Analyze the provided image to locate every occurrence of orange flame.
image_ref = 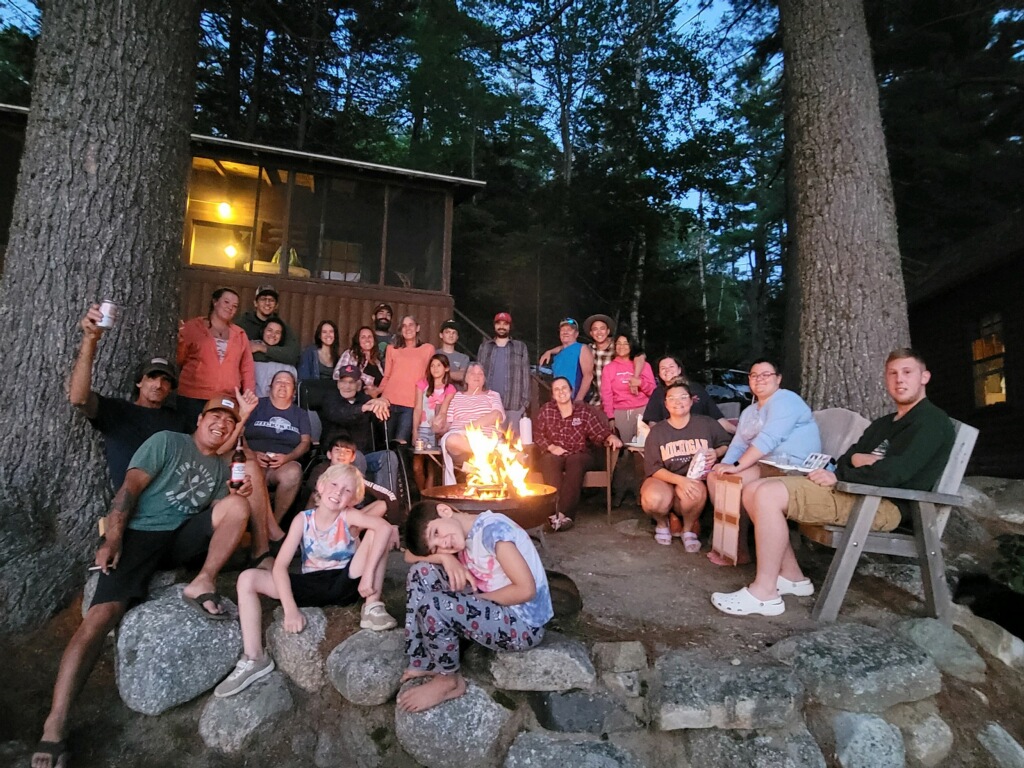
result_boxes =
[462,422,536,499]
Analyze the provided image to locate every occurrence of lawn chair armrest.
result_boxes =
[833,482,961,506]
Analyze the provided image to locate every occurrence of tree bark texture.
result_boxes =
[0,0,198,632]
[779,0,909,417]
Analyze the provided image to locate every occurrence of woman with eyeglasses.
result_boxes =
[707,358,820,565]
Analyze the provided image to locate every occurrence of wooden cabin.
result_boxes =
[0,103,486,345]
[908,215,1024,478]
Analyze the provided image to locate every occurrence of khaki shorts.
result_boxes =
[778,476,901,532]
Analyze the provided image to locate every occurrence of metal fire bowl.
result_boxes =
[421,483,558,530]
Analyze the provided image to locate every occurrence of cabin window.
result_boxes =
[385,187,445,292]
[972,312,1006,408]
[184,158,260,269]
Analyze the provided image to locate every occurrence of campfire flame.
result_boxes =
[462,423,537,499]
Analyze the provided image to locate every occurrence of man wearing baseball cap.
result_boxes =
[34,393,271,766]
[70,304,187,489]
[238,284,300,367]
[477,311,531,431]
[438,319,470,385]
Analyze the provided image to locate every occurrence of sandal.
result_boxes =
[710,587,785,617]
[654,526,672,545]
[682,532,702,554]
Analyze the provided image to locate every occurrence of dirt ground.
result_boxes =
[2,494,1023,767]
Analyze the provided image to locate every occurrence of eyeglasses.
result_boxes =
[666,395,691,403]
[560,318,578,327]
[748,372,779,381]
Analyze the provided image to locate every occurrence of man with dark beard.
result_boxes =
[372,303,393,365]
[477,311,531,432]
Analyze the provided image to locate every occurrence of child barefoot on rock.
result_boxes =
[215,464,397,698]
[397,501,553,713]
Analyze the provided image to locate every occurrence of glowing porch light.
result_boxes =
[217,201,233,220]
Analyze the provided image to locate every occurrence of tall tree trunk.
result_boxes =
[780,0,909,417]
[0,0,198,633]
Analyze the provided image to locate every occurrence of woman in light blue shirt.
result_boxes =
[708,358,820,565]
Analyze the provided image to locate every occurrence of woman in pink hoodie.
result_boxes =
[600,334,656,506]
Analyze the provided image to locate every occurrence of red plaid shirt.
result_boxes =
[535,400,612,454]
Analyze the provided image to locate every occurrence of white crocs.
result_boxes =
[710,587,785,617]
[777,575,814,597]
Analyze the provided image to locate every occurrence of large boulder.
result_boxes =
[894,617,986,683]
[490,631,596,691]
[592,641,648,673]
[503,731,645,768]
[327,628,406,706]
[686,721,826,768]
[198,670,293,753]
[832,711,905,768]
[267,607,329,692]
[769,623,941,712]
[651,650,803,731]
[394,679,520,768]
[115,585,242,715]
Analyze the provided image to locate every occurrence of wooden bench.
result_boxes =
[800,418,978,623]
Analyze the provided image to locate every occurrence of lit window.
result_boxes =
[972,312,1006,408]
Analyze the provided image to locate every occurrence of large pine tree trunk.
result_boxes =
[0,0,198,633]
[779,0,909,417]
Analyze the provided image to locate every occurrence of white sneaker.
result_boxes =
[360,601,397,631]
[214,655,275,698]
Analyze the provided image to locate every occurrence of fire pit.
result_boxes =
[421,482,558,531]
[420,424,557,530]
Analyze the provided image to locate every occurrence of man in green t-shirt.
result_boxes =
[32,396,268,768]
[711,348,955,618]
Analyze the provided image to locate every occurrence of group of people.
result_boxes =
[30,285,957,768]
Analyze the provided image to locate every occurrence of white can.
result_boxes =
[97,299,119,329]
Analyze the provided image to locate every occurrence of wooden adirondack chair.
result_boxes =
[800,419,979,623]
[582,443,618,523]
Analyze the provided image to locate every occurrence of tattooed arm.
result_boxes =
[94,468,152,573]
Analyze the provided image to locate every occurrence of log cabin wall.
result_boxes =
[181,267,455,352]
[909,252,1024,478]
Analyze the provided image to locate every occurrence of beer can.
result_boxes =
[415,439,426,451]
[97,299,119,329]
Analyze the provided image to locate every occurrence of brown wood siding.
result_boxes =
[181,266,455,352]
[910,253,1024,478]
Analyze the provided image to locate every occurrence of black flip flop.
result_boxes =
[182,592,232,621]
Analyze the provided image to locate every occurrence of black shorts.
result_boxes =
[289,567,361,608]
[92,509,215,607]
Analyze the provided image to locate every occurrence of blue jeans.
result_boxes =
[387,404,414,444]
[366,450,399,494]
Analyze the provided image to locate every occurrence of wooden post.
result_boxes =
[712,474,744,565]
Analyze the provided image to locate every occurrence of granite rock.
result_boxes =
[116,585,242,715]
[503,731,645,768]
[833,711,905,768]
[266,606,329,692]
[198,670,293,753]
[895,617,986,683]
[529,689,641,734]
[490,631,596,691]
[394,679,519,768]
[953,604,1024,670]
[978,722,1024,768]
[601,671,642,698]
[769,622,941,712]
[651,650,802,731]
[327,628,406,706]
[592,641,648,673]
[686,721,826,767]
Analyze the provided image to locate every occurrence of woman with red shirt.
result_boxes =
[177,287,255,422]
